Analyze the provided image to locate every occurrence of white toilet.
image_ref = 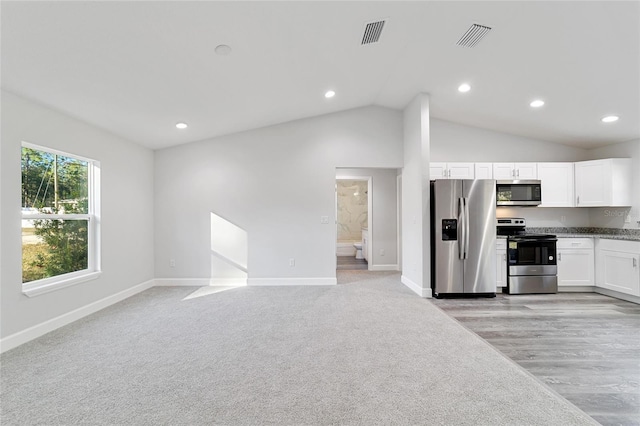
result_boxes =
[353,243,364,259]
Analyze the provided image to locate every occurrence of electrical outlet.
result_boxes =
[560,215,566,223]
[625,212,631,223]
[320,216,329,224]
[380,248,385,256]
[170,259,175,268]
[289,258,295,267]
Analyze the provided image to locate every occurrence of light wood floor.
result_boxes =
[336,256,368,270]
[432,293,640,426]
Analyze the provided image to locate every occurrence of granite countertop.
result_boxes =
[524,227,640,242]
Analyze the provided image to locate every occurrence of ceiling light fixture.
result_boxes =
[458,83,471,93]
[530,100,545,108]
[325,90,336,98]
[176,122,188,129]
[601,115,619,123]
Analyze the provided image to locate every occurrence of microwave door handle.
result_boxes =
[464,198,469,260]
[458,197,465,260]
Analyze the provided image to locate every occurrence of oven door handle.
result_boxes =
[511,238,558,243]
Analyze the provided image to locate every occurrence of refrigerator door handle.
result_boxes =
[458,197,465,260]
[464,197,470,260]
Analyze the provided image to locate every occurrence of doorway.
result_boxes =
[335,176,371,271]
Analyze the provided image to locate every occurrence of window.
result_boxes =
[21,142,100,296]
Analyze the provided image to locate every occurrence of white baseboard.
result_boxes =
[558,285,596,293]
[155,278,247,287]
[0,279,155,354]
[248,277,337,286]
[369,264,399,272]
[401,275,432,298]
[595,287,640,304]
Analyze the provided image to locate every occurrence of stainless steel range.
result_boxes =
[497,218,558,295]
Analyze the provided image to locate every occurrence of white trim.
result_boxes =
[155,278,247,287]
[23,271,102,297]
[558,286,596,293]
[595,287,640,304]
[248,277,337,286]
[401,275,432,298]
[369,264,400,271]
[1,279,155,354]
[20,142,101,294]
[335,175,372,270]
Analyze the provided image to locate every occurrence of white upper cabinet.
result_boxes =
[493,163,537,180]
[537,162,575,207]
[574,159,632,207]
[430,162,475,180]
[474,163,493,179]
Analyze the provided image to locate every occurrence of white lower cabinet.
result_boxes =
[496,239,507,289]
[595,239,640,297]
[557,238,594,286]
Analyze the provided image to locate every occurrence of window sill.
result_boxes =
[22,271,102,297]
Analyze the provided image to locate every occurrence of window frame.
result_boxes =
[21,142,101,297]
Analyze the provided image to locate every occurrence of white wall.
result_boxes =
[586,139,640,229]
[0,91,155,338]
[154,106,403,284]
[430,118,588,162]
[401,94,431,296]
[336,168,399,268]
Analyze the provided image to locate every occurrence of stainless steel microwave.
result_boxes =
[496,180,542,206]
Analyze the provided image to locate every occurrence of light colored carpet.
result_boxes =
[1,271,597,425]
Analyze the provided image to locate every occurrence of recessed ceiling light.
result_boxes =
[325,90,336,98]
[215,44,232,56]
[530,99,545,108]
[601,115,619,123]
[458,83,471,93]
[176,122,188,129]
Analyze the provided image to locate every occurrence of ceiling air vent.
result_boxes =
[456,24,492,48]
[361,20,386,45]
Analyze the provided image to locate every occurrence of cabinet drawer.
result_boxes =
[597,238,640,253]
[557,238,594,250]
[496,239,507,249]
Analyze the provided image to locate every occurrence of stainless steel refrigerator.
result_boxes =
[430,179,497,297]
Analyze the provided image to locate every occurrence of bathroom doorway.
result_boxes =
[335,176,371,271]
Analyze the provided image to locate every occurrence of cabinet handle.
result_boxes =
[634,258,637,268]
[517,169,520,177]
[503,254,507,261]
[448,169,451,177]
[558,252,562,261]
[577,196,580,205]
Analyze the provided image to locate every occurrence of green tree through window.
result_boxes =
[21,145,96,284]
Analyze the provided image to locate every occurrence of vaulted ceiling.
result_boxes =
[2,1,639,150]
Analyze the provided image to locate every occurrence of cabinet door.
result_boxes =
[430,163,447,180]
[596,249,640,296]
[558,249,594,286]
[493,163,515,179]
[475,163,493,179]
[538,162,575,207]
[575,160,608,206]
[448,163,475,179]
[515,163,537,179]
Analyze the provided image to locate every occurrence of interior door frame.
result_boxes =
[336,175,372,271]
